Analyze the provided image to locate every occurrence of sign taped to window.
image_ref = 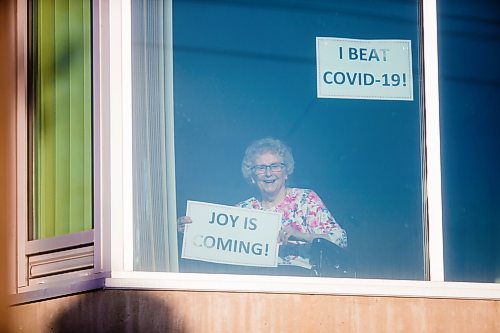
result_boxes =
[316,37,413,100]
[182,201,282,267]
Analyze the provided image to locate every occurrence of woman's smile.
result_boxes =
[252,152,288,203]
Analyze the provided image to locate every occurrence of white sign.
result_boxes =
[316,37,413,100]
[182,201,282,267]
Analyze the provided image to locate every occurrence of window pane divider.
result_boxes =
[25,229,94,255]
[423,0,444,281]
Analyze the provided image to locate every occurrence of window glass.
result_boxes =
[132,0,425,279]
[31,0,93,239]
[438,0,500,283]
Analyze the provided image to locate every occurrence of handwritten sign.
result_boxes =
[316,37,413,100]
[182,201,282,267]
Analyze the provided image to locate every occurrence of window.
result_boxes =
[129,0,426,280]
[13,0,104,299]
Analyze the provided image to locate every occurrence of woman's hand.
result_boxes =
[278,225,314,244]
[177,216,192,233]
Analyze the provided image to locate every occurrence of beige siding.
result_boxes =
[1,0,17,331]
[9,290,500,333]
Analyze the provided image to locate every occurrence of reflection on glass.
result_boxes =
[132,0,425,279]
[172,0,424,279]
[439,0,500,283]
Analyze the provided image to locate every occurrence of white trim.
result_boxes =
[25,230,93,255]
[106,272,500,300]
[92,0,104,275]
[108,0,127,273]
[95,0,112,275]
[120,0,134,272]
[423,0,444,281]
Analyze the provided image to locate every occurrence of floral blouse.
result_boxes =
[237,188,347,249]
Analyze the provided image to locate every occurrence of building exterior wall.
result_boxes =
[2,1,499,332]
[9,289,500,332]
[1,0,17,330]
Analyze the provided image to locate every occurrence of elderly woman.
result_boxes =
[238,137,347,250]
[179,138,347,258]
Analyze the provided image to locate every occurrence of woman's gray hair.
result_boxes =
[241,137,295,180]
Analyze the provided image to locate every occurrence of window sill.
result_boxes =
[105,271,500,300]
[10,271,109,305]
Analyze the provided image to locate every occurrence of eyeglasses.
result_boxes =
[252,163,286,175]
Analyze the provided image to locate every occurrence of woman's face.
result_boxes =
[252,152,288,199]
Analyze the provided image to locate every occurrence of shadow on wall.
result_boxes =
[51,290,187,333]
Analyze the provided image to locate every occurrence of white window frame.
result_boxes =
[10,0,109,304]
[104,0,500,300]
